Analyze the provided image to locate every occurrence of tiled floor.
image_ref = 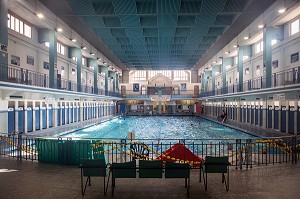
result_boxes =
[1,157,300,199]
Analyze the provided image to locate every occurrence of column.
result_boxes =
[109,71,116,92]
[68,47,82,92]
[158,87,162,114]
[222,57,233,94]
[263,26,284,88]
[0,0,8,81]
[115,73,119,92]
[38,29,57,89]
[100,65,108,94]
[212,65,221,94]
[88,58,98,94]
[237,45,251,91]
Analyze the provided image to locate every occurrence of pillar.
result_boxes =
[100,65,108,93]
[38,29,57,89]
[237,45,251,92]
[116,73,119,92]
[222,57,234,94]
[263,26,283,88]
[158,87,162,114]
[109,71,116,92]
[0,0,8,81]
[88,58,98,94]
[68,47,82,92]
[212,65,221,94]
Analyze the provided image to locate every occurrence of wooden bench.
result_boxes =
[110,160,191,197]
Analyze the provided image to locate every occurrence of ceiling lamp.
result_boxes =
[244,36,249,40]
[36,13,44,18]
[81,46,87,50]
[56,28,63,32]
[278,8,286,13]
[90,52,95,56]
[225,51,230,55]
[258,24,264,29]
[71,38,76,42]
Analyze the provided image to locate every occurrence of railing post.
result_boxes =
[17,133,22,160]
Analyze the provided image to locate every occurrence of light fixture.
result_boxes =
[57,28,63,32]
[71,38,76,42]
[244,36,249,40]
[97,57,101,61]
[278,8,286,13]
[81,46,87,50]
[103,61,107,65]
[258,24,264,29]
[90,52,95,56]
[36,13,44,18]
[225,51,230,55]
[233,45,238,48]
[213,60,217,64]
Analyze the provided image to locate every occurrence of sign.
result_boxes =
[45,98,55,104]
[273,93,285,101]
[133,83,139,92]
[150,96,171,101]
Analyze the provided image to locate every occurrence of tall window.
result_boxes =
[8,14,31,38]
[82,57,86,66]
[57,43,65,55]
[72,57,78,62]
[173,70,188,81]
[255,41,263,54]
[291,18,299,35]
[132,71,146,80]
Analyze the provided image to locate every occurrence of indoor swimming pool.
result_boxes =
[60,116,256,139]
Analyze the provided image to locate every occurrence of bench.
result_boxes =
[110,160,191,197]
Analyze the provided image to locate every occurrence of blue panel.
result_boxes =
[8,106,15,135]
[57,106,61,126]
[18,106,25,133]
[246,106,250,123]
[274,107,279,130]
[281,106,286,132]
[42,107,47,129]
[62,106,65,125]
[27,106,33,132]
[74,106,77,122]
[298,107,300,133]
[288,106,294,133]
[267,106,272,128]
[239,107,242,122]
[259,107,263,126]
[48,106,53,127]
[89,107,92,119]
[250,107,254,124]
[242,107,245,122]
[255,107,258,125]
[35,107,40,130]
[70,106,73,123]
[66,106,69,124]
[83,106,86,120]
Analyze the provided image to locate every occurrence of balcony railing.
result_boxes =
[0,64,121,97]
[200,66,300,97]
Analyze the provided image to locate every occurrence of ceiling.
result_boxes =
[40,0,276,71]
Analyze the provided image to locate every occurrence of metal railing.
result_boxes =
[199,66,300,97]
[1,134,299,168]
[0,64,121,97]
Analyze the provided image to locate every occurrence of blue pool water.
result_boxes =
[62,116,256,139]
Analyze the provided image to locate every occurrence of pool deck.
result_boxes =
[1,157,300,199]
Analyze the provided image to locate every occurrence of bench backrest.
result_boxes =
[165,161,190,178]
[81,159,107,177]
[139,160,163,178]
[204,156,229,173]
[111,160,136,178]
